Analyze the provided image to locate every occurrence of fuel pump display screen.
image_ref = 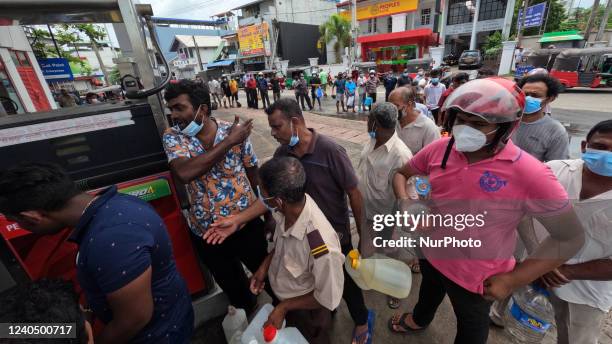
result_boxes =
[0,103,168,187]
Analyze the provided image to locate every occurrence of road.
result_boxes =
[191,87,612,344]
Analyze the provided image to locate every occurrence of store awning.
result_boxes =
[357,28,435,44]
[539,30,584,43]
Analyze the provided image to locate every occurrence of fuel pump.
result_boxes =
[0,0,228,329]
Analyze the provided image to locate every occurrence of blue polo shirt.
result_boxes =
[69,186,193,343]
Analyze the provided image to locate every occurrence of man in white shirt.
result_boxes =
[423,70,446,125]
[521,120,612,344]
[389,87,440,155]
[357,102,413,258]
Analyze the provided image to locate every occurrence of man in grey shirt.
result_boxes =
[514,74,569,161]
[389,87,440,154]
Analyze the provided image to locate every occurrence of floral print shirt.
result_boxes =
[162,118,258,236]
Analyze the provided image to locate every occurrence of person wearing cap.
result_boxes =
[397,69,413,88]
[515,73,568,162]
[389,77,585,343]
[365,70,379,106]
[250,157,344,344]
[257,72,271,109]
[295,73,313,111]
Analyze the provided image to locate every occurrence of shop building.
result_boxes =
[0,25,57,115]
[336,0,440,72]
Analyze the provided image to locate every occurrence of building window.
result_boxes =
[421,8,431,25]
[387,17,393,32]
[479,0,506,21]
[367,18,378,33]
[448,0,474,25]
[189,48,195,58]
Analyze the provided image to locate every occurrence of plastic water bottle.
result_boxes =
[223,306,247,344]
[241,304,286,344]
[263,325,308,344]
[504,284,554,343]
[345,249,412,298]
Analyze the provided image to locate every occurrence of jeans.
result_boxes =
[259,88,270,109]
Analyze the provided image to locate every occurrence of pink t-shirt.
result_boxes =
[408,137,570,294]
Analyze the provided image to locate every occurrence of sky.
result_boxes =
[141,0,251,19]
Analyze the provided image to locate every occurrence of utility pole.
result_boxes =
[583,0,601,47]
[594,0,612,42]
[351,0,358,65]
[469,0,482,50]
[192,36,203,73]
[516,0,530,47]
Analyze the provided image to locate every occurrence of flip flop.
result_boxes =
[352,310,375,344]
[388,313,426,334]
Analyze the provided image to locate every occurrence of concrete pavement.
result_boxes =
[191,90,612,343]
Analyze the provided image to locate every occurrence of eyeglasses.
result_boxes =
[257,186,274,201]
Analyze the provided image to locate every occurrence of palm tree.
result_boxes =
[319,14,352,63]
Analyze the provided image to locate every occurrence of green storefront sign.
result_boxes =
[118,179,171,202]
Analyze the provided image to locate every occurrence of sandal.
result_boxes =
[409,260,421,274]
[388,313,426,334]
[352,310,375,344]
[387,296,401,309]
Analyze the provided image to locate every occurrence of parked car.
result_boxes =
[458,50,483,70]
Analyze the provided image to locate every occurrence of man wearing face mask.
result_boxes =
[390,78,585,343]
[250,157,344,344]
[389,86,440,155]
[357,102,413,258]
[383,71,398,101]
[162,80,271,315]
[397,68,413,88]
[513,74,569,162]
[424,69,446,125]
[208,98,375,344]
[513,120,612,344]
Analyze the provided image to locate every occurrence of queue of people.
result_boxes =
[1,70,611,344]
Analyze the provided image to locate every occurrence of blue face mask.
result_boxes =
[368,122,376,139]
[583,148,612,177]
[524,96,543,115]
[257,186,277,212]
[431,78,439,85]
[181,106,204,137]
[289,122,299,147]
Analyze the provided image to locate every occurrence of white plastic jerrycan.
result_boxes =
[223,306,248,344]
[345,249,412,299]
[241,304,287,344]
[263,325,309,344]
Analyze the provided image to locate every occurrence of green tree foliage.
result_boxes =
[561,5,612,31]
[484,31,503,56]
[318,14,352,63]
[109,66,121,84]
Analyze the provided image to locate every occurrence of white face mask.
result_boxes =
[452,124,498,152]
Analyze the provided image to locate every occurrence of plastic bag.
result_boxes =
[347,95,355,107]
[364,96,373,106]
[316,87,323,99]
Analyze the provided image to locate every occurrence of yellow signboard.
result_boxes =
[238,22,270,57]
[339,0,418,21]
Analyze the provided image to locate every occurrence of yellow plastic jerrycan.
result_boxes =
[345,249,412,299]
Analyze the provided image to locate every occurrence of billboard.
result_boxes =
[38,58,74,81]
[339,0,418,21]
[238,22,270,57]
[517,2,547,29]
